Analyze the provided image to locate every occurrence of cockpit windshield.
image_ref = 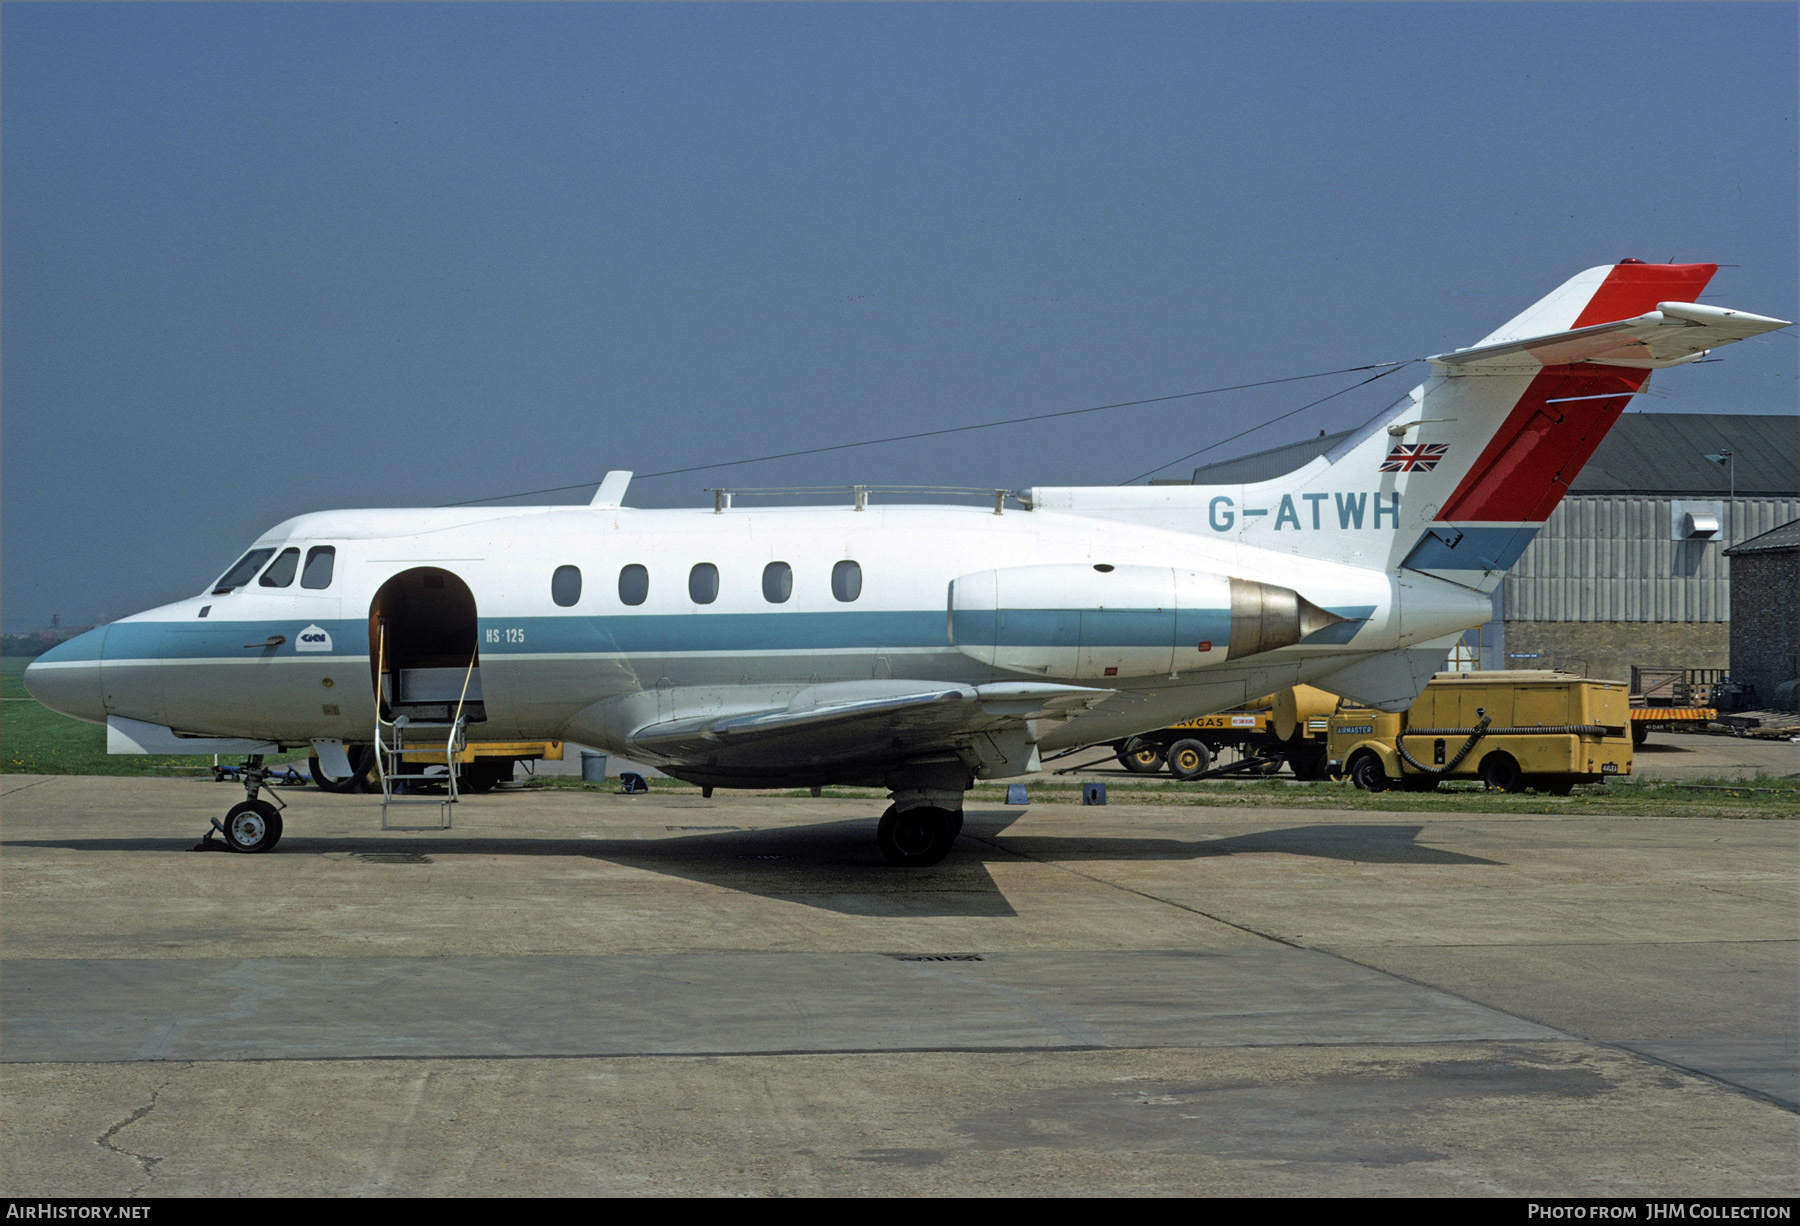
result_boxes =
[212,548,276,595]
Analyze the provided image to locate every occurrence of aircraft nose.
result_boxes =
[22,627,109,725]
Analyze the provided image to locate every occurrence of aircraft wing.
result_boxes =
[627,680,1112,779]
[1433,302,1788,371]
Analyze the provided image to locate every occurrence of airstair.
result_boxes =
[373,625,480,830]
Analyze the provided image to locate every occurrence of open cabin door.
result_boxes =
[368,567,486,725]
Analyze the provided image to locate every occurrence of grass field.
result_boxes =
[531,765,1798,820]
[1,657,306,777]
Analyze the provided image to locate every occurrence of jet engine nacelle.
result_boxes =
[948,563,1344,681]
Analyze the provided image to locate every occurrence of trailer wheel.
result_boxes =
[1117,737,1166,774]
[1481,753,1525,793]
[1348,753,1389,792]
[1631,723,1649,747]
[1289,747,1330,781]
[1166,739,1212,781]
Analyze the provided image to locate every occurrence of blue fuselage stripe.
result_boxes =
[66,607,1261,661]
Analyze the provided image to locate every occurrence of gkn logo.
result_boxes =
[295,624,333,653]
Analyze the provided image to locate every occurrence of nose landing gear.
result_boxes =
[200,754,287,853]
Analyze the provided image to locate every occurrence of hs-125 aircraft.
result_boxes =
[25,261,1789,864]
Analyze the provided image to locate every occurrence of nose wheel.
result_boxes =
[218,799,284,853]
[200,754,289,853]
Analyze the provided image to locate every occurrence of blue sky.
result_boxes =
[4,2,1795,629]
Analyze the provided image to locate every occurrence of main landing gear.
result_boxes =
[201,754,286,853]
[876,761,971,867]
[876,805,963,867]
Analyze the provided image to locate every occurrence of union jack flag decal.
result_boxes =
[1381,442,1448,472]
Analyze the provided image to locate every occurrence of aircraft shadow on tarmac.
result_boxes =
[2,809,1501,919]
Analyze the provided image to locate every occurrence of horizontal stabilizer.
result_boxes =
[1433,302,1789,372]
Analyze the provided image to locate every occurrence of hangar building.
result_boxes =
[1724,519,1800,709]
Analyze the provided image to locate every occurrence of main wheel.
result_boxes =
[222,799,283,853]
[459,758,512,793]
[1481,753,1525,793]
[309,744,376,794]
[1117,737,1166,775]
[1348,753,1390,792]
[877,804,958,867]
[1165,739,1213,782]
[1289,747,1330,781]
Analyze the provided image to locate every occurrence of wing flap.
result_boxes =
[627,680,1112,773]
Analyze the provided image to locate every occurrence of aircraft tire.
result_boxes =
[1480,753,1525,794]
[1289,747,1330,781]
[222,799,283,853]
[1165,739,1212,782]
[459,759,511,793]
[1348,753,1390,792]
[1117,737,1166,774]
[310,744,377,794]
[877,804,957,867]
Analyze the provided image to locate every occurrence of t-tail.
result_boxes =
[1058,261,1787,591]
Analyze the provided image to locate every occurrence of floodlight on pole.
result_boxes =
[1704,450,1735,541]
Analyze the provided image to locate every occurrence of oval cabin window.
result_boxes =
[618,564,649,606]
[689,563,719,605]
[552,565,582,608]
[831,560,862,603]
[763,562,793,604]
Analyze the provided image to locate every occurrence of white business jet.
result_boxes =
[25,261,1788,864]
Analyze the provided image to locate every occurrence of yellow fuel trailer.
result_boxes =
[1113,685,1340,780]
[1327,671,1633,794]
[308,740,563,793]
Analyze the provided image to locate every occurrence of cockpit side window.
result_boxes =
[301,547,336,590]
[213,548,276,594]
[259,548,300,588]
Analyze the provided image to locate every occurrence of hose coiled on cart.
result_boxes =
[1395,714,1492,777]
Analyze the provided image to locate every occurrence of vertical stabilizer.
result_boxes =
[1028,262,1784,594]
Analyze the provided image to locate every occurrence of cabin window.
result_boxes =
[552,565,582,608]
[689,563,719,605]
[762,562,793,604]
[301,547,336,590]
[213,548,275,594]
[259,548,300,588]
[618,564,649,606]
[832,560,862,603]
